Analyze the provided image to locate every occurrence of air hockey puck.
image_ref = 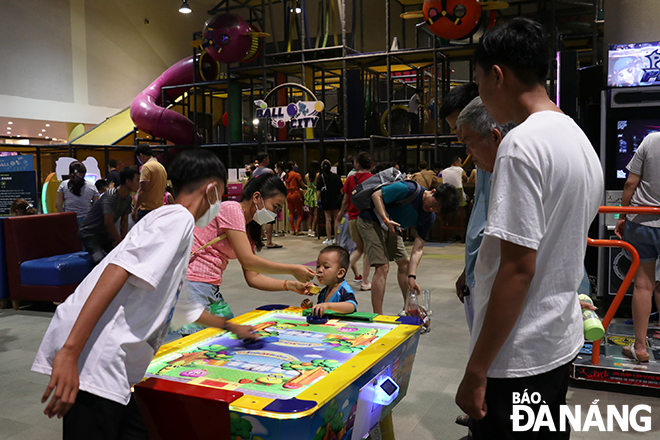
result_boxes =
[241,338,265,349]
[307,315,328,325]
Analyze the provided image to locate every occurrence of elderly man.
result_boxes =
[455,97,514,330]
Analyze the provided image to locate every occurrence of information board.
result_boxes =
[0,171,38,216]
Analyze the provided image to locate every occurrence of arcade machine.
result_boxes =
[571,41,660,388]
[597,41,660,302]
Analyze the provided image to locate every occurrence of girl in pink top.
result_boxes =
[178,174,316,334]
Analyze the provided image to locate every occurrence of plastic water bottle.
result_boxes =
[579,294,604,341]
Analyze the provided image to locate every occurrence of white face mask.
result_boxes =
[253,197,277,225]
[196,184,221,228]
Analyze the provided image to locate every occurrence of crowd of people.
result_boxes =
[29,16,660,440]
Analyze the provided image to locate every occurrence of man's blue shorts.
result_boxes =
[624,220,660,263]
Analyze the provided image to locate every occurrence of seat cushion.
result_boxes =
[20,252,94,286]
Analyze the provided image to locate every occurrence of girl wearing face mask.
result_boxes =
[176,174,316,335]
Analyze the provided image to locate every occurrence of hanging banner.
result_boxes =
[254,99,325,129]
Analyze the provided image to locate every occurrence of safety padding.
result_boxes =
[20,252,93,286]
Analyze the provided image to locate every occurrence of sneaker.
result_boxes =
[307,229,313,236]
[331,238,337,245]
[309,231,316,237]
[354,275,363,283]
[323,238,333,245]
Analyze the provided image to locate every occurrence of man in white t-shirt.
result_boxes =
[455,18,603,439]
[441,156,468,201]
[33,151,256,439]
[615,132,660,362]
[408,88,422,134]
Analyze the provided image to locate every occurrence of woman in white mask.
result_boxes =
[175,174,316,335]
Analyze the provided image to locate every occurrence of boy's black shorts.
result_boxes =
[64,390,148,440]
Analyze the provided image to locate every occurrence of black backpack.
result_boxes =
[351,167,422,211]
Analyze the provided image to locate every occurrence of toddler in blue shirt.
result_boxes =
[301,245,357,316]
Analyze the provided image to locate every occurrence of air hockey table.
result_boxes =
[135,305,423,440]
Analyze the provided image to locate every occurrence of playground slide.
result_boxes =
[129,55,204,146]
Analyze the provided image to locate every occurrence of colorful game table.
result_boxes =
[135,305,423,440]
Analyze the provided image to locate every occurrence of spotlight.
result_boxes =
[179,1,192,13]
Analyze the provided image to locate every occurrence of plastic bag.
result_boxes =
[404,289,431,334]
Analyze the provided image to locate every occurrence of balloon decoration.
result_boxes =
[400,1,508,41]
[424,0,483,40]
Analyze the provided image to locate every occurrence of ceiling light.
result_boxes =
[6,127,10,130]
[17,135,20,138]
[45,124,50,127]
[52,137,56,140]
[38,133,42,136]
[45,136,50,139]
[41,129,46,132]
[179,1,192,13]
[6,132,10,135]
[7,122,12,125]
[290,7,301,13]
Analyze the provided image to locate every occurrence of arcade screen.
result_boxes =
[614,119,660,179]
[608,42,660,87]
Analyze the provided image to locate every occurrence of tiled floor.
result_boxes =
[1,234,659,439]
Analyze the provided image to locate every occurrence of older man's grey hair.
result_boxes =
[456,97,515,139]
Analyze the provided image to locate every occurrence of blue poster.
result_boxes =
[0,155,33,172]
[0,171,38,216]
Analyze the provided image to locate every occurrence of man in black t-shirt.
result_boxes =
[79,167,139,264]
[106,159,120,188]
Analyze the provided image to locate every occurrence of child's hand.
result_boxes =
[579,300,597,311]
[301,298,313,309]
[42,347,80,418]
[312,303,329,317]
[227,323,257,340]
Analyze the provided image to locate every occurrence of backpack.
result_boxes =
[351,167,421,211]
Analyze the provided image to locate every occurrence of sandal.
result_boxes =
[652,331,660,340]
[265,243,283,249]
[455,414,470,427]
[622,344,650,362]
[360,283,372,291]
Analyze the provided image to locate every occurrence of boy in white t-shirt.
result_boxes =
[32,150,256,440]
[454,18,603,439]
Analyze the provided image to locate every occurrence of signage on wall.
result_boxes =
[0,155,34,173]
[0,171,38,216]
[254,99,325,129]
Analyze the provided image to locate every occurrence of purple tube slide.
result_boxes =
[130,56,204,145]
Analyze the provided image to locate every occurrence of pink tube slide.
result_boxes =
[130,56,205,145]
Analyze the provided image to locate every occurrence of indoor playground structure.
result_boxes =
[112,0,601,176]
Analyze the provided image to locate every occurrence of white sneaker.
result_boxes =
[309,231,316,237]
[307,229,313,236]
[323,238,333,245]
[331,238,337,245]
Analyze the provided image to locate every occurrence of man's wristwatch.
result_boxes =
[408,275,416,280]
